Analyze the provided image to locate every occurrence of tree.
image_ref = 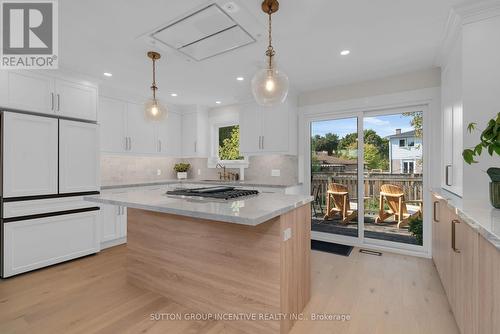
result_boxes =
[338,130,389,159]
[364,143,389,171]
[311,133,339,155]
[402,111,423,138]
[338,133,358,151]
[364,129,389,159]
[219,126,243,160]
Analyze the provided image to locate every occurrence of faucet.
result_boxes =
[216,163,227,181]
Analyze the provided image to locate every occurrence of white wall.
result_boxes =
[462,15,500,202]
[299,68,441,107]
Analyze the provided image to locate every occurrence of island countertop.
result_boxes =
[85,186,313,226]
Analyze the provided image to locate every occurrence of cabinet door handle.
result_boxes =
[128,137,132,151]
[158,140,162,152]
[51,93,54,111]
[262,136,264,150]
[57,94,60,111]
[452,219,460,253]
[194,141,197,153]
[433,201,439,222]
[259,136,262,150]
[445,165,452,186]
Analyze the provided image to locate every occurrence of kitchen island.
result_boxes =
[85,186,313,334]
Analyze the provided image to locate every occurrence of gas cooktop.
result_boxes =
[166,186,259,200]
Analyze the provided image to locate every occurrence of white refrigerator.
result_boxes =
[1,111,101,277]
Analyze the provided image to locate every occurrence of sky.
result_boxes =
[311,113,416,139]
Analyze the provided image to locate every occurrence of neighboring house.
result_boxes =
[387,129,422,174]
[314,151,360,172]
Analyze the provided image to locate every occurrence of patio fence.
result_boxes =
[312,172,423,204]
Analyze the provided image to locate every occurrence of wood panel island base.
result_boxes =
[126,204,311,334]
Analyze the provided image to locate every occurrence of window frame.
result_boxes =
[209,122,249,167]
[399,138,407,147]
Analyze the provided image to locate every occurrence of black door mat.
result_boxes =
[311,240,353,257]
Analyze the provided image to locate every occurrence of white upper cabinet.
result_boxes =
[59,120,100,193]
[239,103,261,153]
[3,112,59,198]
[126,102,157,154]
[182,106,208,157]
[156,111,182,156]
[55,79,98,121]
[0,71,54,114]
[99,97,128,152]
[441,34,463,196]
[240,96,298,155]
[0,71,98,121]
[98,96,182,156]
[261,103,290,153]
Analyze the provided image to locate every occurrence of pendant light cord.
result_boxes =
[266,9,275,69]
[151,57,157,100]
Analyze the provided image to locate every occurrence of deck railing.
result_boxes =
[312,172,423,205]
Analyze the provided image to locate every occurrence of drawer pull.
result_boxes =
[452,219,460,253]
[433,201,440,222]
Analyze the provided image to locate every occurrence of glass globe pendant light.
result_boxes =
[251,0,289,106]
[144,51,167,121]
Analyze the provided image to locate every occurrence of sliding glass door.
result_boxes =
[310,117,360,240]
[309,109,425,251]
[362,111,424,246]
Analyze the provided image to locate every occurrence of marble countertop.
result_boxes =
[85,185,313,226]
[101,179,302,190]
[432,188,500,250]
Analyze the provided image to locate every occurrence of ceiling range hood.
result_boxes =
[151,4,256,61]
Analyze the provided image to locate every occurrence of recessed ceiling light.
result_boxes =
[170,93,178,97]
[340,50,351,56]
[103,72,113,77]
[236,77,244,81]
[215,101,222,104]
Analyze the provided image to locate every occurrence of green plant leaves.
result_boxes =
[463,149,477,164]
[463,112,500,164]
[467,122,477,133]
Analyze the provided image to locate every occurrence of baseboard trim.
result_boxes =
[101,237,126,250]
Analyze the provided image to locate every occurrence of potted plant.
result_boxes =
[463,112,500,208]
[174,163,190,180]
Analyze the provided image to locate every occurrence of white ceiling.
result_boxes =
[60,0,472,107]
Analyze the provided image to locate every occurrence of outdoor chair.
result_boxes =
[311,184,324,217]
[323,183,358,224]
[375,184,422,228]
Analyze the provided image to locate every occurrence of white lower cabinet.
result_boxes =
[100,203,127,249]
[3,210,100,277]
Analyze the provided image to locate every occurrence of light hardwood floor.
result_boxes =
[0,246,459,334]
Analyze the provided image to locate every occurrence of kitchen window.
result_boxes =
[217,125,243,161]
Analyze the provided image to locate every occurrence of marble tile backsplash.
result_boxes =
[100,154,298,186]
[100,155,180,186]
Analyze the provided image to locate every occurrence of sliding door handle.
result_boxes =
[433,201,440,222]
[452,219,460,253]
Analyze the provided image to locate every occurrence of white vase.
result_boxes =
[177,172,187,180]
